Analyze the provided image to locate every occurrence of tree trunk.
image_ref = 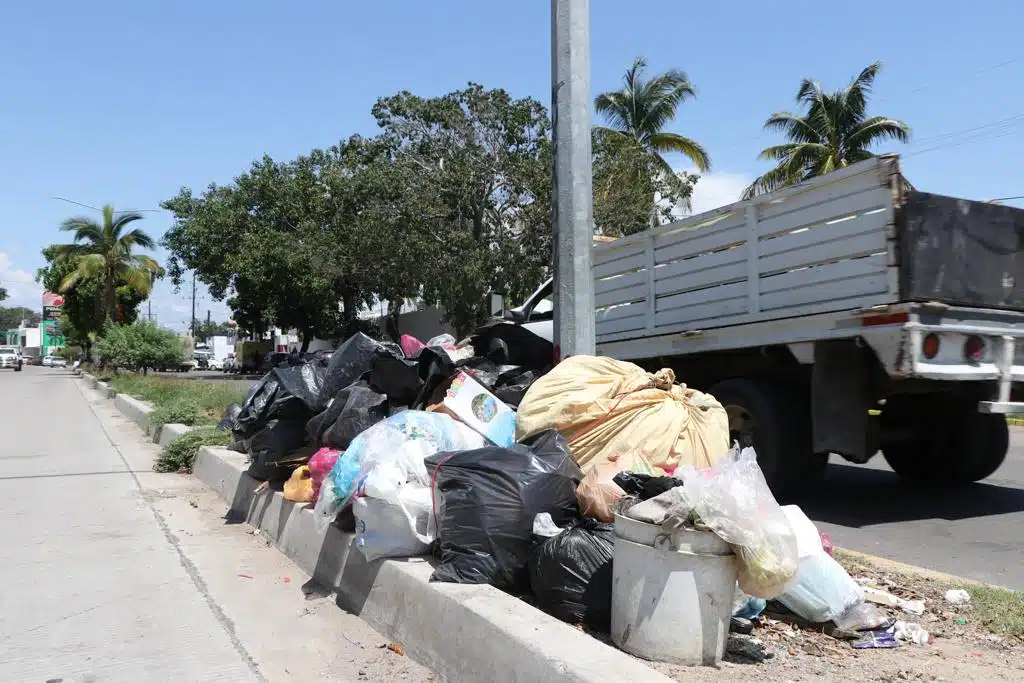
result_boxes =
[103,270,117,324]
[340,288,358,338]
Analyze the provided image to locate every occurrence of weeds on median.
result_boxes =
[155,427,234,473]
[105,374,247,425]
[965,584,1024,639]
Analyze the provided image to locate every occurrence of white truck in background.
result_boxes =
[505,155,1024,493]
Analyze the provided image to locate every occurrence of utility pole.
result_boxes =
[190,272,196,337]
[551,0,596,359]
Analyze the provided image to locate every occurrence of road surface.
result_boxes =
[0,366,434,682]
[794,432,1024,591]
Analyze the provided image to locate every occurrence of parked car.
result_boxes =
[41,355,52,367]
[0,347,22,371]
[207,357,224,371]
[42,355,67,368]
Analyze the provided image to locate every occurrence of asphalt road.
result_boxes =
[0,366,434,682]
[792,432,1024,591]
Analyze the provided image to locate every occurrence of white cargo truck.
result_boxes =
[505,155,1024,493]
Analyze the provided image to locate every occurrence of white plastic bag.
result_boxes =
[775,506,863,622]
[353,484,435,561]
[678,445,798,598]
[313,411,485,532]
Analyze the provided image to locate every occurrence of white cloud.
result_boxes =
[688,171,753,215]
[0,252,43,311]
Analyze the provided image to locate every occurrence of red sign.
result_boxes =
[42,292,65,308]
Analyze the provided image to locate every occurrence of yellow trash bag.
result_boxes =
[515,355,730,474]
[283,466,314,503]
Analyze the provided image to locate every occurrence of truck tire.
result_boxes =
[708,378,816,496]
[880,395,1008,484]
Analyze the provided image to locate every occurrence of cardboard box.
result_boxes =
[442,371,516,447]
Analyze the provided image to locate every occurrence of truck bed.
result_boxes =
[592,155,1024,345]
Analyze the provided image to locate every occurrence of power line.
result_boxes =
[874,57,1020,103]
[51,197,164,213]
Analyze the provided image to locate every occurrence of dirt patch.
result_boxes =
[648,550,1024,682]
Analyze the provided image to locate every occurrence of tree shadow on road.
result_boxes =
[790,462,1024,527]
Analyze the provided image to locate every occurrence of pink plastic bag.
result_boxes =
[309,447,341,502]
[400,334,426,358]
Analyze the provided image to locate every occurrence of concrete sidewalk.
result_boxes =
[0,367,434,682]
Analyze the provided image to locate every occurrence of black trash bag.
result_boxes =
[305,380,391,450]
[528,518,615,630]
[217,402,242,431]
[245,419,310,481]
[234,366,323,438]
[426,429,582,589]
[368,347,422,407]
[470,322,553,371]
[493,368,547,408]
[319,333,383,404]
[612,472,684,500]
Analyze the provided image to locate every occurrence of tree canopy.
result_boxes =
[36,244,151,356]
[743,62,910,198]
[96,321,185,373]
[51,205,163,322]
[0,307,41,330]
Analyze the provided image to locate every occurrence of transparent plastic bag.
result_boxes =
[678,444,798,598]
[312,411,485,532]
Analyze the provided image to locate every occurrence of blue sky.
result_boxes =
[1,1,1021,329]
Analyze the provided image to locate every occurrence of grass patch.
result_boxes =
[964,584,1024,638]
[155,427,234,473]
[105,374,247,426]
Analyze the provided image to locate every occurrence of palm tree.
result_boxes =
[54,205,161,322]
[595,57,710,222]
[743,62,910,199]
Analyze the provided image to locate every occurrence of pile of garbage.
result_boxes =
[216,328,933,665]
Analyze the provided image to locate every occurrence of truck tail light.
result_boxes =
[964,335,985,361]
[922,333,940,359]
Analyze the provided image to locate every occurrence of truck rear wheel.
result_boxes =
[880,395,1008,484]
[708,378,817,496]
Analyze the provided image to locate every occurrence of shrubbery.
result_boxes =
[96,321,185,373]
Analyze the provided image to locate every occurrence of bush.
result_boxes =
[96,321,185,373]
[155,427,234,473]
[149,398,203,427]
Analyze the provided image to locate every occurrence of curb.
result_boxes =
[193,446,675,683]
[80,372,194,448]
[836,548,1012,591]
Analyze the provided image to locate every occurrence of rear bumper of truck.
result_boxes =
[898,309,1024,414]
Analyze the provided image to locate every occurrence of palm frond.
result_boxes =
[844,62,881,118]
[796,78,824,106]
[109,210,146,241]
[742,164,805,200]
[119,265,155,295]
[846,115,910,149]
[647,132,711,172]
[60,217,105,245]
[118,227,156,251]
[762,112,822,143]
[58,253,105,292]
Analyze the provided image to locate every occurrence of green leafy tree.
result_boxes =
[36,245,152,359]
[743,62,910,198]
[96,321,185,374]
[192,319,234,342]
[0,287,7,302]
[52,205,162,322]
[370,84,553,336]
[163,156,350,351]
[592,134,699,236]
[0,307,41,330]
[594,57,708,229]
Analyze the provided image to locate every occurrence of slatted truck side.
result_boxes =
[505,155,1024,492]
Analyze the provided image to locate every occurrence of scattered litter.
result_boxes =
[730,617,754,634]
[863,586,926,615]
[944,589,971,605]
[893,620,930,646]
[853,631,899,649]
[954,618,968,625]
[384,643,405,656]
[726,635,774,662]
[282,577,291,584]
[189,500,198,508]
[238,574,253,580]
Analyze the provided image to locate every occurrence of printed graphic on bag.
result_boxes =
[471,393,498,422]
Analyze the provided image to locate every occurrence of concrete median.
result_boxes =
[193,445,675,683]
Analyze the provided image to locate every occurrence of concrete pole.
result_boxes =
[551,0,596,358]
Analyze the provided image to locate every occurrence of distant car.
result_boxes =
[24,356,41,366]
[207,357,224,371]
[221,355,236,373]
[0,347,22,371]
[41,355,52,367]
[42,355,67,368]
